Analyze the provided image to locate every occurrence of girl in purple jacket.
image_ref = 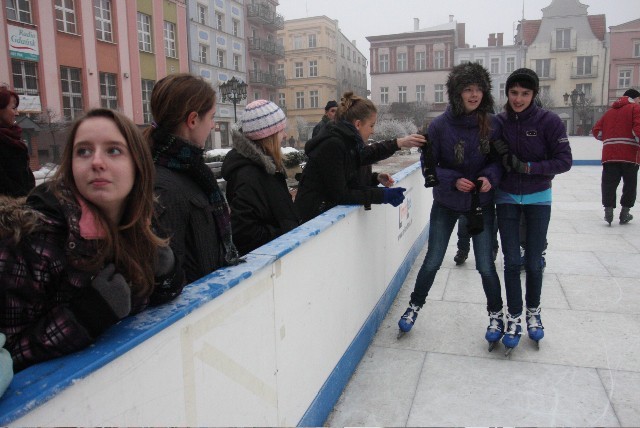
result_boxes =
[494,68,572,355]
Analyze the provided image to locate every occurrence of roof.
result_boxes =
[588,14,606,41]
[522,19,542,46]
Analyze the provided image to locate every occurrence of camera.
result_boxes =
[419,132,439,188]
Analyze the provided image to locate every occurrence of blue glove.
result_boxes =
[0,333,13,398]
[382,187,406,207]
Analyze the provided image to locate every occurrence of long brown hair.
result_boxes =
[254,133,284,171]
[336,91,377,124]
[53,108,166,297]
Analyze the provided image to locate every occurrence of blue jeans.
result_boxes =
[497,203,551,315]
[457,213,499,254]
[411,201,503,312]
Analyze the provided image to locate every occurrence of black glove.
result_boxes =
[90,264,131,319]
[492,139,510,156]
[507,154,529,174]
[382,187,406,207]
[466,180,484,235]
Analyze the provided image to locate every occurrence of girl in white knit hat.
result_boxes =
[221,100,301,255]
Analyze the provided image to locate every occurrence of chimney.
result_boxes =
[497,33,504,46]
[449,14,454,23]
[414,18,419,31]
[488,33,496,47]
[352,39,356,46]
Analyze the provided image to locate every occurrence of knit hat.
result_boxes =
[446,62,494,117]
[623,89,640,99]
[324,100,338,111]
[505,68,539,96]
[241,99,287,140]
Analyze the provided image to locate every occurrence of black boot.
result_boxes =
[620,207,633,224]
[454,249,468,265]
[604,207,613,226]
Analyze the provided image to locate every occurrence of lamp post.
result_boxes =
[563,89,585,136]
[219,76,247,123]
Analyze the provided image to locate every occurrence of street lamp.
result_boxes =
[219,76,248,122]
[563,89,585,136]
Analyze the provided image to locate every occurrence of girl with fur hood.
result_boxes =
[397,63,504,346]
[0,108,184,372]
[221,100,300,255]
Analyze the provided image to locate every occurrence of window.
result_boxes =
[296,91,304,109]
[137,12,152,52]
[164,21,177,58]
[397,53,407,72]
[232,20,239,37]
[295,62,303,78]
[506,57,515,73]
[499,83,506,98]
[576,83,592,97]
[539,85,550,99]
[416,51,426,70]
[141,79,155,124]
[556,29,571,50]
[476,58,484,67]
[60,66,83,121]
[309,60,318,77]
[535,59,551,78]
[99,72,118,109]
[434,84,444,103]
[253,92,260,101]
[379,54,389,72]
[619,69,631,88]
[217,49,225,68]
[277,63,284,75]
[94,0,113,42]
[55,0,77,33]
[416,85,425,102]
[353,51,356,62]
[310,90,319,108]
[398,86,407,103]
[347,47,351,60]
[341,44,344,57]
[380,87,389,104]
[434,51,445,69]
[294,36,303,49]
[308,34,317,48]
[197,3,207,25]
[278,92,285,107]
[490,58,499,74]
[6,0,33,23]
[233,54,241,71]
[634,41,640,58]
[215,12,223,31]
[199,44,208,63]
[576,56,592,76]
[11,59,38,95]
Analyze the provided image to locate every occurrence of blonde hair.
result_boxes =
[254,133,284,171]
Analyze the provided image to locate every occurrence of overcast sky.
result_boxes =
[277,0,638,58]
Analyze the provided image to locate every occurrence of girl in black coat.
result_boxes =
[222,100,300,255]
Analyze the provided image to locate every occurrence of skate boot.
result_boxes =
[526,306,544,348]
[604,207,614,226]
[397,303,421,339]
[485,309,504,352]
[620,207,633,225]
[501,312,522,357]
[454,249,468,265]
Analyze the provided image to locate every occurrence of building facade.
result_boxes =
[607,18,640,103]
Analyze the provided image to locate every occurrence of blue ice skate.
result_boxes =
[526,306,545,348]
[397,303,420,339]
[501,312,522,357]
[485,309,504,352]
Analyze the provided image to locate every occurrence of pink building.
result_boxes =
[607,18,640,103]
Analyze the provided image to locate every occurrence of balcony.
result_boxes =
[248,70,286,88]
[247,3,284,30]
[248,37,285,58]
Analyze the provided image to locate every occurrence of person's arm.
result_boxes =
[592,115,604,140]
[529,114,573,176]
[632,104,640,142]
[149,245,185,306]
[359,134,426,166]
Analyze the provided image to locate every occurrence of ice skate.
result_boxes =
[485,309,504,352]
[604,207,614,226]
[397,303,421,339]
[501,312,522,357]
[526,306,544,348]
[453,249,468,266]
[620,207,633,225]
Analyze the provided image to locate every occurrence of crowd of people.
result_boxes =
[1,63,637,396]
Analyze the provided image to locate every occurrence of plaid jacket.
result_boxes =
[0,183,184,372]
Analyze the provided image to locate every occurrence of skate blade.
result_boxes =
[488,341,498,352]
[397,330,407,340]
[504,347,514,357]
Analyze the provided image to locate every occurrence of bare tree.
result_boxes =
[35,108,70,164]
[295,116,313,142]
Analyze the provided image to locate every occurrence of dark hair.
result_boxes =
[336,91,376,123]
[53,108,166,297]
[623,89,640,99]
[0,87,19,110]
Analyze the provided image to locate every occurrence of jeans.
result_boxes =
[411,201,503,312]
[601,162,639,208]
[457,214,499,254]
[497,203,551,316]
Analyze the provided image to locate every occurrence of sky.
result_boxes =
[277,0,638,58]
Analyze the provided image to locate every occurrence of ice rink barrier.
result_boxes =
[0,162,432,426]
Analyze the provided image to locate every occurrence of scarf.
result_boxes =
[151,129,242,266]
[0,125,27,152]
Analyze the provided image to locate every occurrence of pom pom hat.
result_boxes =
[241,99,287,140]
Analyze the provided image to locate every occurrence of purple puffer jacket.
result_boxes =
[496,103,572,195]
[429,106,502,212]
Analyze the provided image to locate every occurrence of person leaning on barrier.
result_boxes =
[294,91,425,223]
[0,108,184,372]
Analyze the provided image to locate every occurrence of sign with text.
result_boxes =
[8,25,39,61]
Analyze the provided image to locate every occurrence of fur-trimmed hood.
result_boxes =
[0,196,45,245]
[446,62,494,117]
[222,131,279,179]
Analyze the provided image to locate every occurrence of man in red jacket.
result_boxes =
[592,88,640,225]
